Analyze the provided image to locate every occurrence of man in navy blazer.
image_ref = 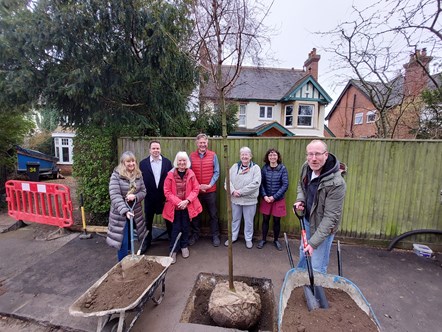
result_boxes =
[139,140,173,254]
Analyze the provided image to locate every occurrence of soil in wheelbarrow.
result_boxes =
[78,259,164,313]
[282,287,378,332]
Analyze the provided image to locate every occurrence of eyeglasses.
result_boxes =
[306,151,327,158]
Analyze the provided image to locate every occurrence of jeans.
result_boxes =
[170,209,190,253]
[117,221,130,262]
[191,192,219,238]
[297,217,335,274]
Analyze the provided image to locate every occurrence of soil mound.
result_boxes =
[78,258,164,313]
[282,287,378,331]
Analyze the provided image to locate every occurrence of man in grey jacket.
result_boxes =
[293,140,346,273]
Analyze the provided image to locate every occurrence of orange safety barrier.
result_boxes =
[5,180,74,228]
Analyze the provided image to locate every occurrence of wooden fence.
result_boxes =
[119,137,442,247]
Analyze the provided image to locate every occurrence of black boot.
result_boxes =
[257,240,266,249]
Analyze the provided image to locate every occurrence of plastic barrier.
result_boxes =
[5,180,74,228]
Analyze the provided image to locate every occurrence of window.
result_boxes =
[259,106,273,119]
[238,104,246,127]
[298,104,314,127]
[54,137,74,164]
[367,111,376,123]
[285,105,293,126]
[354,112,363,125]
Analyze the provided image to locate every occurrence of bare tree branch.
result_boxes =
[320,0,441,138]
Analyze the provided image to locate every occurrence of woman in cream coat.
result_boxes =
[225,147,261,249]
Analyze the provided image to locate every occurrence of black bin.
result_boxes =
[26,162,40,182]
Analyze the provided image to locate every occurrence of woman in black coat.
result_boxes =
[257,148,289,251]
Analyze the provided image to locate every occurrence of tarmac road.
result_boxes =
[0,314,70,332]
[0,211,441,332]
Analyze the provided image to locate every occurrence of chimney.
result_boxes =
[403,48,432,97]
[304,48,321,80]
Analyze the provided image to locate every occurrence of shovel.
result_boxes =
[293,207,329,311]
[79,194,92,240]
[121,199,143,272]
[337,240,343,277]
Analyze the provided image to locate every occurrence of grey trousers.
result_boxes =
[231,203,257,242]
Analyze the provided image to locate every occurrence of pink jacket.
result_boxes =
[162,168,202,222]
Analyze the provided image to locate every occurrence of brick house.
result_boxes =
[326,49,438,138]
[199,49,332,137]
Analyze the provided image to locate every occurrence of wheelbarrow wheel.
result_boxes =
[103,317,126,332]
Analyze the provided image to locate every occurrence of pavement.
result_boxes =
[0,211,441,332]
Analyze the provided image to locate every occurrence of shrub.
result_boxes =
[26,131,54,155]
[73,126,117,225]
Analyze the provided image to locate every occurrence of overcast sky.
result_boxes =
[263,0,373,109]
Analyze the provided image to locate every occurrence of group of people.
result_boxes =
[106,134,221,264]
[106,136,346,273]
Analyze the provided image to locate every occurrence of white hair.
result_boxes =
[173,151,191,168]
[239,146,252,156]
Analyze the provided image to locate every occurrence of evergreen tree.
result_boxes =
[1,0,198,136]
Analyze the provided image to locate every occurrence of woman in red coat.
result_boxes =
[163,151,202,264]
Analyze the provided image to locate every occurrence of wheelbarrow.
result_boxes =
[278,268,381,331]
[69,230,181,332]
[69,254,173,332]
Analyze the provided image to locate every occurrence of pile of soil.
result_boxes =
[78,258,165,312]
[281,287,378,331]
[181,273,275,332]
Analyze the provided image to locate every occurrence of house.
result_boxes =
[51,126,75,175]
[326,49,439,138]
[199,49,332,137]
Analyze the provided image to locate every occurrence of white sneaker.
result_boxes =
[171,252,177,264]
[246,241,253,249]
[224,239,237,247]
[181,247,189,258]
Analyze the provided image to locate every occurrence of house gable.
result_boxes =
[327,49,440,139]
[283,75,332,105]
[326,82,377,138]
[199,49,332,137]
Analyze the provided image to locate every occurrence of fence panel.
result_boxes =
[119,137,442,244]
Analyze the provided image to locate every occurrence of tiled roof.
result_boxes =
[327,77,404,120]
[428,73,442,90]
[200,66,307,101]
[327,71,441,120]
